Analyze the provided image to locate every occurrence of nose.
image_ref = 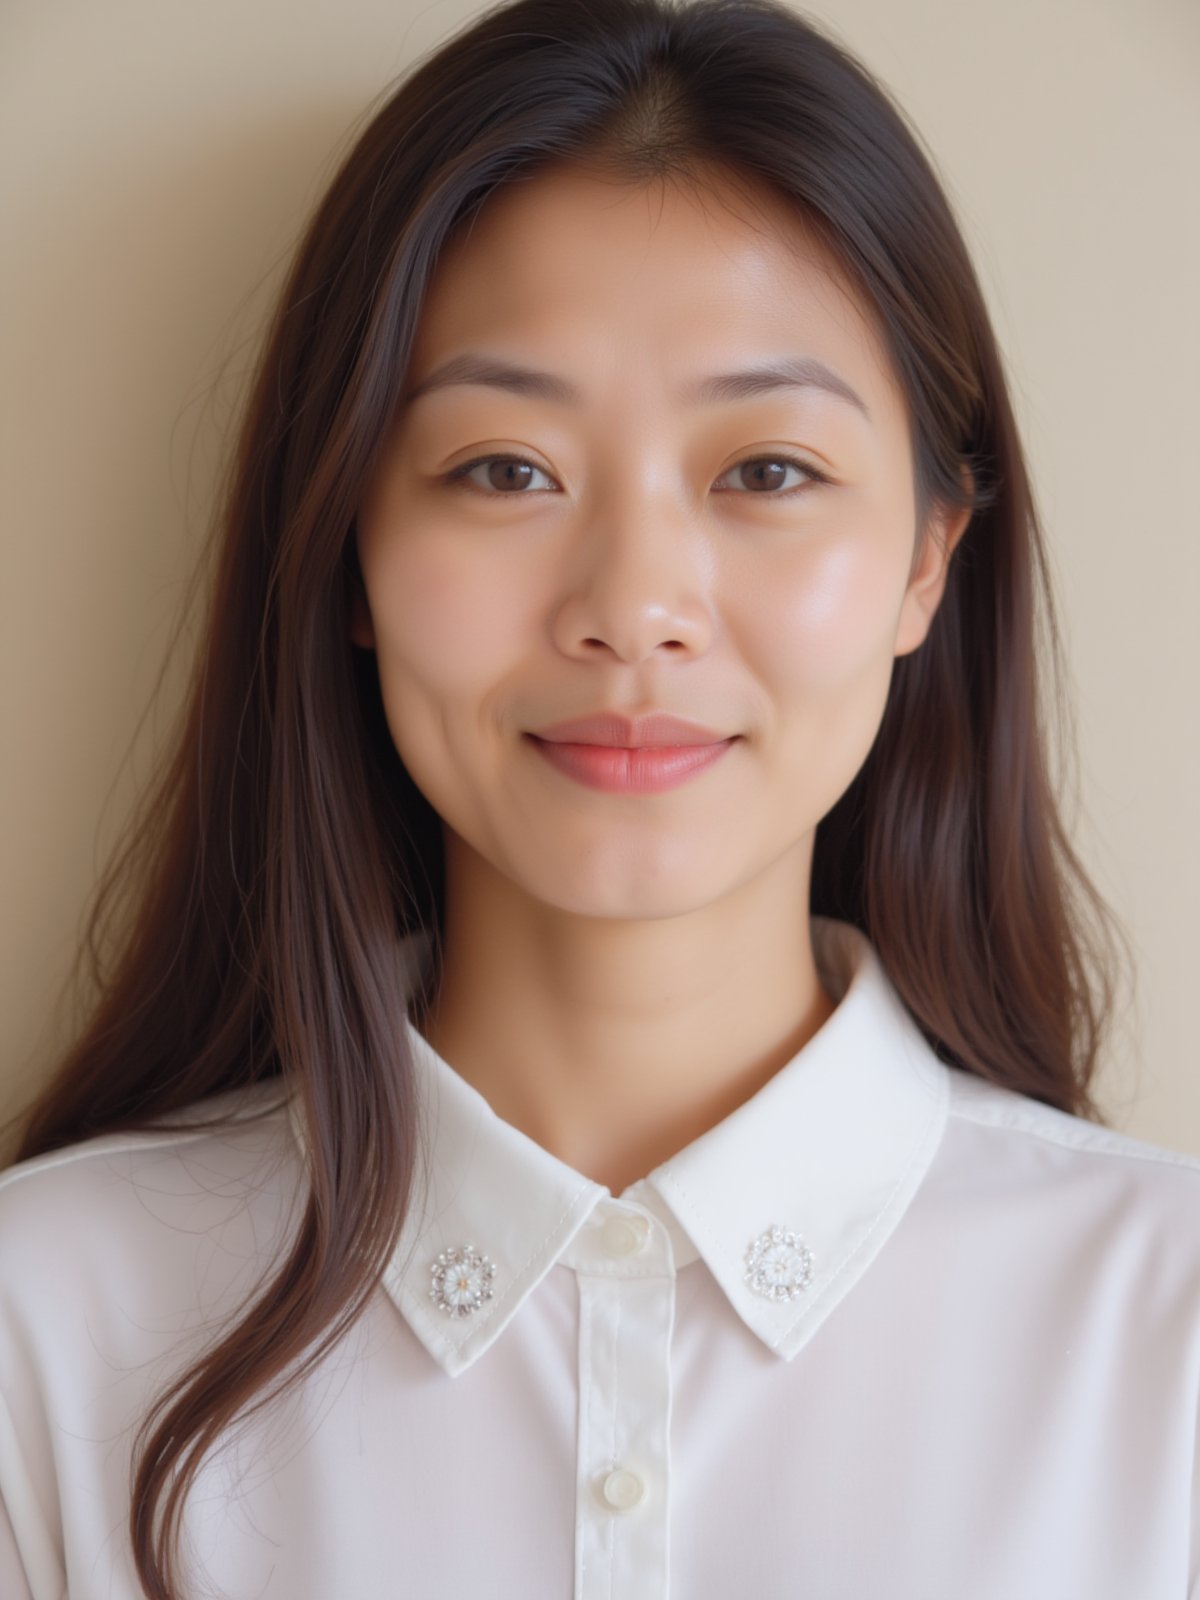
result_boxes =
[549,485,716,665]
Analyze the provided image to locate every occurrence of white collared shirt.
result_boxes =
[1,916,1198,1599]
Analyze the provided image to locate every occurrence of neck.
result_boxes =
[414,838,836,1196]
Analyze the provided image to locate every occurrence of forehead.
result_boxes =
[407,159,902,419]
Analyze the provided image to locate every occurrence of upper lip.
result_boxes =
[528,711,735,747]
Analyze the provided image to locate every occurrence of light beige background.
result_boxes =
[2,0,1197,1158]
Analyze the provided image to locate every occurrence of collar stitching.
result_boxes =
[775,1090,946,1346]
[652,1078,946,1351]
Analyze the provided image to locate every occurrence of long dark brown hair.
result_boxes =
[5,0,1129,1593]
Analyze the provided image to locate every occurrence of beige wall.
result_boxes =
[2,0,1196,1155]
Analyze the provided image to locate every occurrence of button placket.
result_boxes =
[572,1207,673,1599]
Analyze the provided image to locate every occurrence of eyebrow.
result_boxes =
[403,352,871,420]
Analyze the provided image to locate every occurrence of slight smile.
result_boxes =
[524,733,739,795]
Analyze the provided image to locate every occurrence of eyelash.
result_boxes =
[443,452,829,500]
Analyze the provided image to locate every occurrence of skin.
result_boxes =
[350,160,971,1197]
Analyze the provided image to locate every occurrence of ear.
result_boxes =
[346,528,376,650]
[893,472,974,659]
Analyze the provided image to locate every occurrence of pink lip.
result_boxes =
[530,711,732,747]
[525,734,737,794]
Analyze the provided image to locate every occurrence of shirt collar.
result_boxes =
[289,916,949,1378]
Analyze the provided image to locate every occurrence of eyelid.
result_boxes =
[444,450,829,498]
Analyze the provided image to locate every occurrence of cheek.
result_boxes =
[740,536,907,818]
[365,534,526,701]
[750,534,906,693]
[358,533,522,822]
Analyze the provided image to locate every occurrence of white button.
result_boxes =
[601,1467,645,1511]
[600,1213,650,1256]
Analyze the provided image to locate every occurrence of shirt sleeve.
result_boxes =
[0,1394,64,1600]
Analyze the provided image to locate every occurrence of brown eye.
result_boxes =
[447,455,557,495]
[716,456,821,495]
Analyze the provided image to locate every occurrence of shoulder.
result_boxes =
[936,1068,1200,1358]
[0,1085,306,1319]
[946,1065,1200,1179]
[941,1066,1200,1241]
[0,1080,301,1195]
[0,1088,309,1585]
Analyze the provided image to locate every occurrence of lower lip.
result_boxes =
[525,735,738,793]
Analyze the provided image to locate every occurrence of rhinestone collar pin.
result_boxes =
[744,1223,814,1301]
[429,1243,497,1318]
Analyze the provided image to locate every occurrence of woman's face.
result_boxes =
[352,161,966,921]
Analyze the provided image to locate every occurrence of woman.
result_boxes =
[1,0,1196,1595]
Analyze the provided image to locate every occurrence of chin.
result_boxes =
[511,853,742,923]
